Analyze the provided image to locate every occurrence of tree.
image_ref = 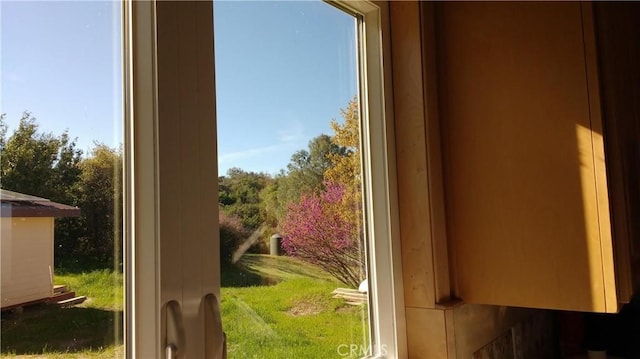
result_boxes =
[286,134,344,192]
[281,134,345,199]
[70,144,123,267]
[263,134,348,226]
[0,112,82,203]
[218,167,272,230]
[277,97,365,287]
[54,132,83,203]
[324,97,362,226]
[0,113,123,270]
[280,182,364,287]
[0,114,7,150]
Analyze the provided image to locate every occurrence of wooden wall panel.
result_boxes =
[405,307,448,358]
[581,2,617,311]
[452,304,532,358]
[389,1,436,309]
[437,2,617,312]
[594,1,640,302]
[420,2,452,303]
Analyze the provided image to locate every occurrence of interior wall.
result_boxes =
[389,1,557,357]
[435,1,617,313]
[594,1,640,298]
[451,304,555,358]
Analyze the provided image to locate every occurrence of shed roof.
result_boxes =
[0,189,81,218]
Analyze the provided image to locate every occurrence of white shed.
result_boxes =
[0,189,80,309]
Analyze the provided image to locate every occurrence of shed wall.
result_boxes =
[1,217,54,308]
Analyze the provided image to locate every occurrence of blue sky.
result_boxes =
[1,1,357,176]
[1,1,122,155]
[214,1,357,175]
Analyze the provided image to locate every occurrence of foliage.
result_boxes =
[219,210,251,266]
[54,144,122,270]
[218,167,271,231]
[0,112,82,203]
[324,97,362,226]
[260,179,281,229]
[218,168,273,261]
[73,145,123,269]
[276,98,364,288]
[0,113,122,271]
[280,182,364,288]
[0,114,7,150]
[264,134,347,226]
[282,134,345,198]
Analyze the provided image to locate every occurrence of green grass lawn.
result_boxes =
[0,270,124,358]
[1,255,367,358]
[222,255,369,359]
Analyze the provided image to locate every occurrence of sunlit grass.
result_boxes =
[2,256,367,358]
[1,270,123,358]
[222,255,369,359]
[55,270,123,311]
[2,345,124,358]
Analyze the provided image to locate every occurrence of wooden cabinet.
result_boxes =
[436,2,639,313]
[592,1,640,307]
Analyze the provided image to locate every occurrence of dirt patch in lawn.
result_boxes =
[286,301,323,316]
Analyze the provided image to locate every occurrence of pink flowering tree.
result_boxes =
[280,182,364,287]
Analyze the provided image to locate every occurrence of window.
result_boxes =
[126,1,405,358]
[215,1,369,357]
[1,2,124,357]
[2,2,404,358]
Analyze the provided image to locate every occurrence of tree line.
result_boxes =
[220,98,364,287]
[1,112,122,272]
[2,98,364,286]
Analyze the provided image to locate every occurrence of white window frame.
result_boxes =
[329,1,406,358]
[124,1,406,358]
[123,1,161,357]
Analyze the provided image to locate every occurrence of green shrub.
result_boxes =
[220,211,250,266]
